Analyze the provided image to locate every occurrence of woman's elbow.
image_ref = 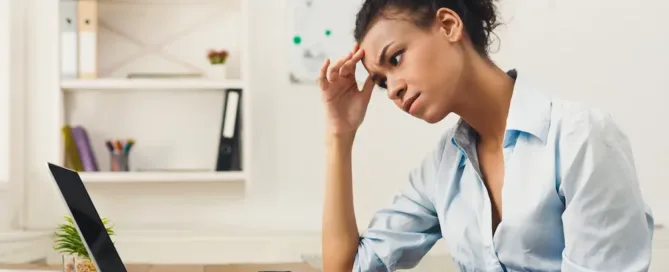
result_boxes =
[322,238,387,272]
[322,245,357,272]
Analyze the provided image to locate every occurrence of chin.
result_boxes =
[416,98,452,124]
[420,110,450,124]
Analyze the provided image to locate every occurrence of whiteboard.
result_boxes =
[286,0,368,84]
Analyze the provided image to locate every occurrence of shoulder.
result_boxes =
[550,98,641,196]
[434,125,457,154]
[431,124,460,162]
[548,97,637,180]
[418,122,465,176]
[549,97,629,149]
[411,124,459,175]
[401,125,458,205]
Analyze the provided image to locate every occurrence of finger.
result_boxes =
[339,49,364,77]
[361,74,375,101]
[351,43,359,54]
[327,54,351,82]
[352,47,364,61]
[318,58,330,89]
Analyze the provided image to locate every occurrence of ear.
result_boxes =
[435,7,463,42]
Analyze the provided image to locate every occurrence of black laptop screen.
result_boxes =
[48,163,127,272]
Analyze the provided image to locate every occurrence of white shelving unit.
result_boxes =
[79,171,245,184]
[56,0,251,185]
[61,78,246,91]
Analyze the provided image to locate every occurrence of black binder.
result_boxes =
[216,88,242,171]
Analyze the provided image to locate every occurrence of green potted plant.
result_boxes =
[53,215,116,272]
[206,49,229,79]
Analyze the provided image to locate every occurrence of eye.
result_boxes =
[371,75,387,90]
[389,50,404,66]
[378,79,387,90]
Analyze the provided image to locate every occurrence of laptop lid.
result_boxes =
[48,163,127,272]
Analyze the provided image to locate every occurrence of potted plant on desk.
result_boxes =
[53,215,116,272]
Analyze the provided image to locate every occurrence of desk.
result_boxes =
[0,263,319,272]
[0,270,55,272]
[301,254,457,272]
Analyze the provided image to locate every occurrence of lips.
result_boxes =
[402,93,420,113]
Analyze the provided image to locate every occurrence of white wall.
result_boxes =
[19,0,669,235]
[0,0,11,231]
[0,0,10,183]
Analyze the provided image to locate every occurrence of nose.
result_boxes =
[387,79,407,101]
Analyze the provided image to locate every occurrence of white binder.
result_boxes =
[77,0,98,79]
[59,0,78,78]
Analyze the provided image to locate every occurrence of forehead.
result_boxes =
[359,18,423,67]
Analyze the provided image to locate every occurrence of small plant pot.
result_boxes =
[205,64,227,79]
[62,255,97,272]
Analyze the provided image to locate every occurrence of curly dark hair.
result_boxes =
[353,0,501,56]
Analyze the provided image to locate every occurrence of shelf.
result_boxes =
[78,171,245,183]
[61,78,246,91]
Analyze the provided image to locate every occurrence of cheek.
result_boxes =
[405,64,443,96]
[411,50,441,73]
[402,59,438,88]
[408,51,452,87]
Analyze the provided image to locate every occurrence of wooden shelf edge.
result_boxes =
[78,171,246,183]
[60,78,246,90]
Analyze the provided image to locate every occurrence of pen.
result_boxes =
[113,139,123,153]
[124,139,135,153]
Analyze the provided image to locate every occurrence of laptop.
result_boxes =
[47,163,128,272]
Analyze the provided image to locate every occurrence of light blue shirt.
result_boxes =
[354,70,654,272]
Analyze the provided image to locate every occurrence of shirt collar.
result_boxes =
[452,69,553,149]
[504,69,552,144]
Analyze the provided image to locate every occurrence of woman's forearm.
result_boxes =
[322,132,360,271]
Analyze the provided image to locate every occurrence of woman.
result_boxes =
[318,0,654,271]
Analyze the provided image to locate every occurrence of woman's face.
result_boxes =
[359,9,466,123]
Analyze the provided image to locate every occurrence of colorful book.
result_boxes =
[71,126,99,171]
[61,125,84,171]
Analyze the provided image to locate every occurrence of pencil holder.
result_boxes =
[110,153,129,172]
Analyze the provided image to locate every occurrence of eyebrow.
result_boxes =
[377,42,394,66]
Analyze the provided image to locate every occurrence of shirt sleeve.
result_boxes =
[558,110,654,272]
[353,133,448,272]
